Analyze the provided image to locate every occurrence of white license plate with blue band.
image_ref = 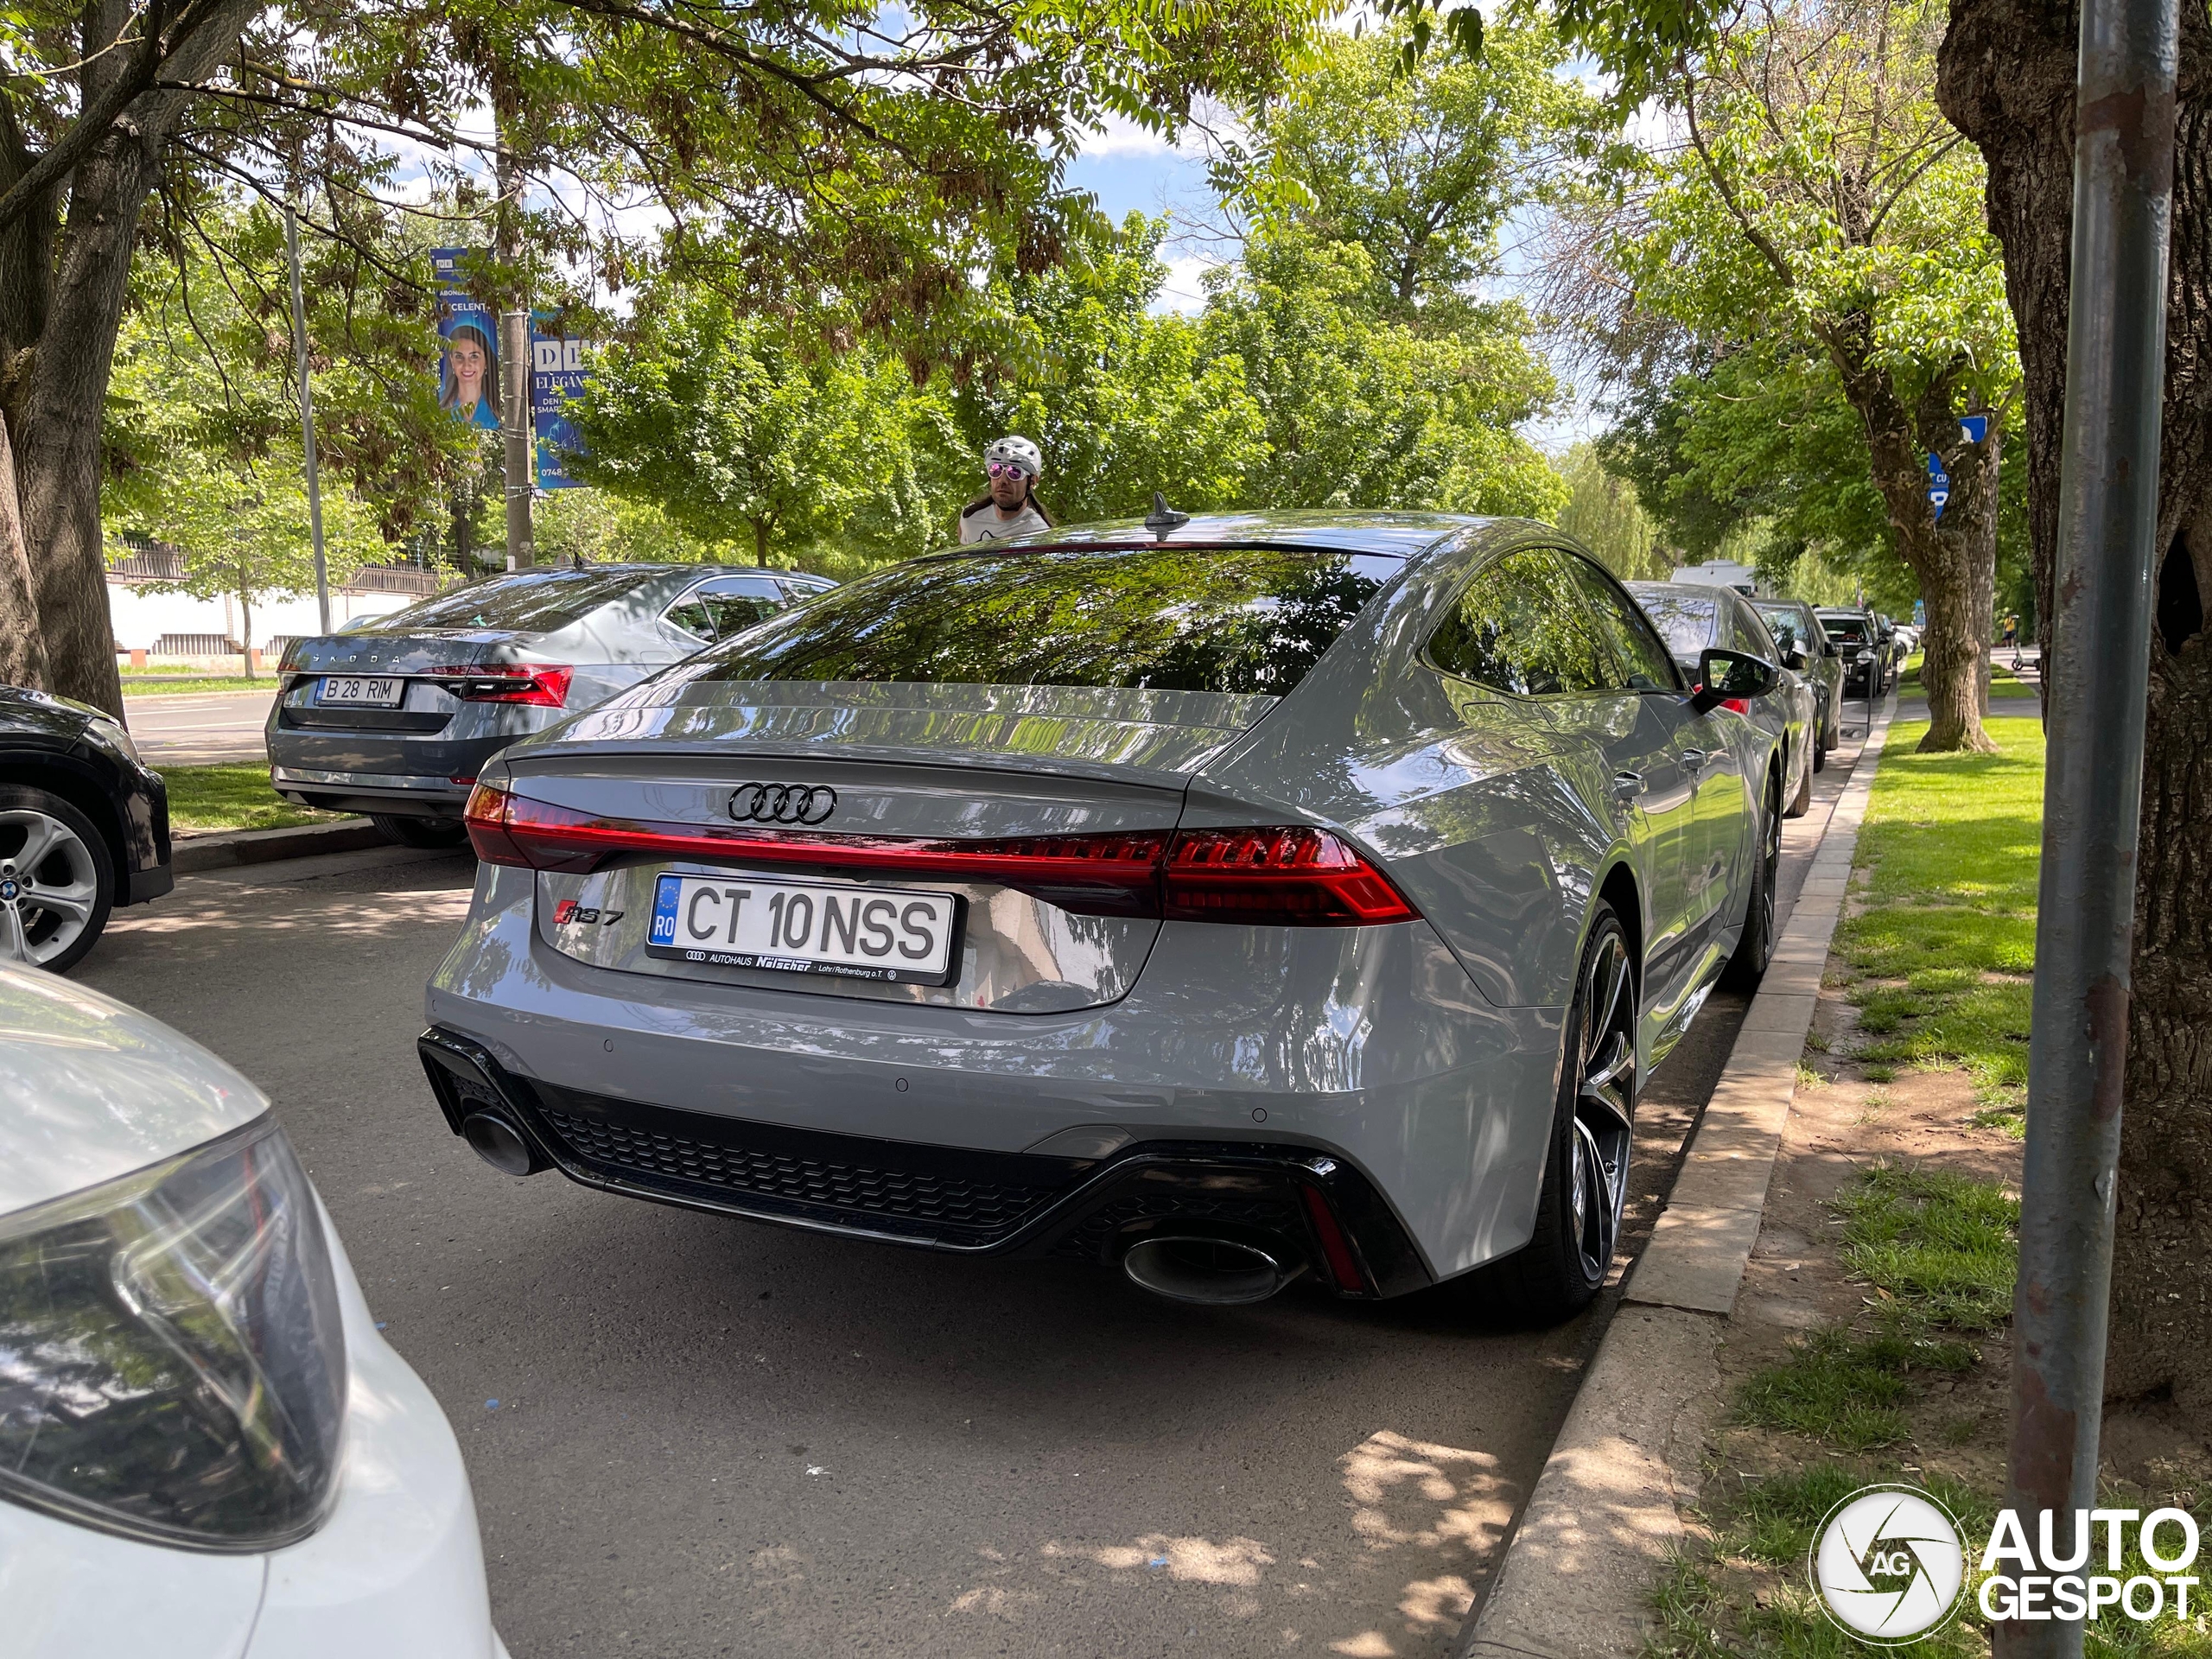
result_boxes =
[316,676,405,707]
[648,874,960,984]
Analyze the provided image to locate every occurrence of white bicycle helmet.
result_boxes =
[983,435,1042,478]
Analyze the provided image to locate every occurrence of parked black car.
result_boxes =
[1750,597,1844,757]
[1,684,171,971]
[1815,610,1888,697]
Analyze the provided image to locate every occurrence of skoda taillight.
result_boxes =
[429,664,573,707]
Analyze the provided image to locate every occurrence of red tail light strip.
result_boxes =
[429,664,574,707]
[464,785,1417,927]
[1300,1184,1371,1294]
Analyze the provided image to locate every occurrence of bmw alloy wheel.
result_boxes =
[0,808,102,968]
[1569,924,1636,1283]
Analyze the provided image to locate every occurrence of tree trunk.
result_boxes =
[17,129,160,720]
[10,0,257,718]
[753,518,770,567]
[1941,0,2212,1414]
[0,415,47,690]
[1834,344,2000,751]
[238,581,254,682]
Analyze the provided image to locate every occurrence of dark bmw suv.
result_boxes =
[269,564,835,845]
[1,684,172,971]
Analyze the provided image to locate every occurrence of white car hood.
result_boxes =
[0,964,270,1217]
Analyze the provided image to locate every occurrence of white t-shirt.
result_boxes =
[959,497,1051,544]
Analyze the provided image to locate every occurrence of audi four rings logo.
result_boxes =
[729,783,837,825]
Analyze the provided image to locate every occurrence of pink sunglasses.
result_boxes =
[986,461,1031,480]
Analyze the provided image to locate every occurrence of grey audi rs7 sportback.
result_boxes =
[419,513,1783,1321]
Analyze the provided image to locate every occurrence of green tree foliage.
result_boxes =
[1554,443,1668,579]
[1588,0,2017,749]
[3,0,1331,711]
[949,217,1268,523]
[1226,12,1610,325]
[100,214,444,674]
[1198,234,1566,517]
[569,297,939,568]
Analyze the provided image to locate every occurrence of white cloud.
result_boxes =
[1077,113,1185,159]
[1153,253,1228,316]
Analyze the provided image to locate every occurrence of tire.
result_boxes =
[1722,776,1781,992]
[1787,744,1814,817]
[0,785,117,974]
[1468,903,1637,1324]
[371,813,470,849]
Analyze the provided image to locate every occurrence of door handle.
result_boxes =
[1681,748,1708,772]
[1611,771,1645,802]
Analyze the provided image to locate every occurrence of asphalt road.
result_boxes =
[124,689,278,766]
[81,729,1867,1659]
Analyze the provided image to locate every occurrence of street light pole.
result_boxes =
[493,87,533,571]
[283,205,332,634]
[1998,0,2178,1649]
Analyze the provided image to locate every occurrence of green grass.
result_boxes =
[123,676,275,696]
[1835,713,2044,1123]
[161,763,349,834]
[1736,1328,1978,1450]
[1649,1465,1999,1659]
[1834,1163,2018,1334]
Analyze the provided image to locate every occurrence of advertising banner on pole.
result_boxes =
[530,316,592,490]
[430,249,501,434]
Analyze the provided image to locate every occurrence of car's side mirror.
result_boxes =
[1693,647,1779,711]
[1824,641,1840,657]
[1783,645,1809,671]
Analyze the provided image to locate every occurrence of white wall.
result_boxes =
[106,582,416,653]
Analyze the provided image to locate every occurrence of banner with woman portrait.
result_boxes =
[431,248,500,433]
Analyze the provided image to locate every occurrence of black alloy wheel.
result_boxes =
[1723,775,1782,991]
[1471,903,1637,1323]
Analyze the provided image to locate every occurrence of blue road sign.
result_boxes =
[1927,452,1950,523]
[1959,414,1989,445]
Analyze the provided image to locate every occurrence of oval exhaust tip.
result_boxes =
[461,1111,542,1178]
[1122,1236,1289,1306]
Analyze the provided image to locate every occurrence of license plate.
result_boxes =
[647,873,961,985]
[316,676,405,708]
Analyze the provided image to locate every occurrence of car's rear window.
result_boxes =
[376,569,656,632]
[1627,589,1719,663]
[685,545,1401,696]
[1820,614,1872,644]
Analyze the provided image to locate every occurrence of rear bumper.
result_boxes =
[418,1026,1432,1297]
[427,862,1569,1283]
[271,765,476,820]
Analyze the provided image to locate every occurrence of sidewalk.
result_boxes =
[1459,690,1897,1659]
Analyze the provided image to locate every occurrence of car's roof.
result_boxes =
[0,965,268,1215]
[1005,510,1503,561]
[1625,580,1729,602]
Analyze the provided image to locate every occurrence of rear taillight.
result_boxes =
[462,786,1417,927]
[429,664,573,707]
[1162,827,1415,925]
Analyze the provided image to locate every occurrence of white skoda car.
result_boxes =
[0,965,506,1659]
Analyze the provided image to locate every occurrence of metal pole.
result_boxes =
[1998,0,2177,1649]
[283,205,333,634]
[493,84,534,571]
[500,307,533,569]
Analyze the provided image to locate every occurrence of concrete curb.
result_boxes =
[173,818,385,873]
[1458,690,1898,1659]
